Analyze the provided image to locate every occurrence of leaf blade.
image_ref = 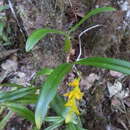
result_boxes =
[45,118,64,130]
[69,7,116,33]
[26,28,66,52]
[75,57,130,75]
[3,103,35,123]
[37,68,54,76]
[0,111,13,130]
[0,5,9,12]
[0,87,35,103]
[35,63,72,129]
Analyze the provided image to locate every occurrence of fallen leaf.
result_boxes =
[1,59,18,72]
[110,70,123,78]
[80,73,99,90]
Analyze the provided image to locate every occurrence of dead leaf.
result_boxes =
[10,72,26,86]
[80,73,99,90]
[107,81,129,99]
[1,59,18,72]
[110,70,123,78]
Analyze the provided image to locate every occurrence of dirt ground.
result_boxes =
[0,0,130,130]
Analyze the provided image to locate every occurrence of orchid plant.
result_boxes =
[1,6,130,130]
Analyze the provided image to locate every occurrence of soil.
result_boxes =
[0,0,130,130]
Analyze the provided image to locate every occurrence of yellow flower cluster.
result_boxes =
[64,78,84,123]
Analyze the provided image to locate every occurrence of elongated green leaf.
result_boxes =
[69,7,116,33]
[66,123,86,130]
[0,87,35,103]
[45,118,64,130]
[0,5,9,12]
[35,63,72,129]
[0,106,4,115]
[26,28,66,52]
[51,95,67,117]
[3,103,35,123]
[66,123,77,130]
[75,57,130,75]
[33,127,39,130]
[45,116,63,122]
[76,57,130,67]
[37,68,54,76]
[51,95,78,124]
[0,83,23,88]
[45,123,61,130]
[0,22,5,35]
[0,111,13,130]
[64,36,72,52]
[13,94,38,104]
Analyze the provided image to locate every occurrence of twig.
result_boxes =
[8,0,21,29]
[73,24,103,77]
[8,0,26,40]
[68,0,72,7]
[76,24,102,61]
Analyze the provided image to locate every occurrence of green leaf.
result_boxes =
[51,95,78,124]
[32,126,39,130]
[13,94,38,104]
[0,22,5,35]
[26,28,67,52]
[0,5,9,12]
[64,36,72,52]
[1,33,8,41]
[69,7,116,33]
[51,95,67,117]
[45,118,64,130]
[0,111,13,130]
[37,68,54,76]
[33,127,39,130]
[0,83,24,88]
[0,87,35,103]
[2,42,12,46]
[75,57,130,75]
[35,63,72,129]
[66,123,86,130]
[0,106,4,115]
[45,116,64,122]
[66,123,77,130]
[3,103,35,123]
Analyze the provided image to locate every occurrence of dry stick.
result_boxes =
[77,24,102,61]
[73,24,103,77]
[68,0,72,7]
[8,0,26,40]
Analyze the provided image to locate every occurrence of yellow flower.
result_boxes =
[68,78,80,87]
[64,78,84,123]
[65,98,80,115]
[64,98,79,123]
[64,86,84,100]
